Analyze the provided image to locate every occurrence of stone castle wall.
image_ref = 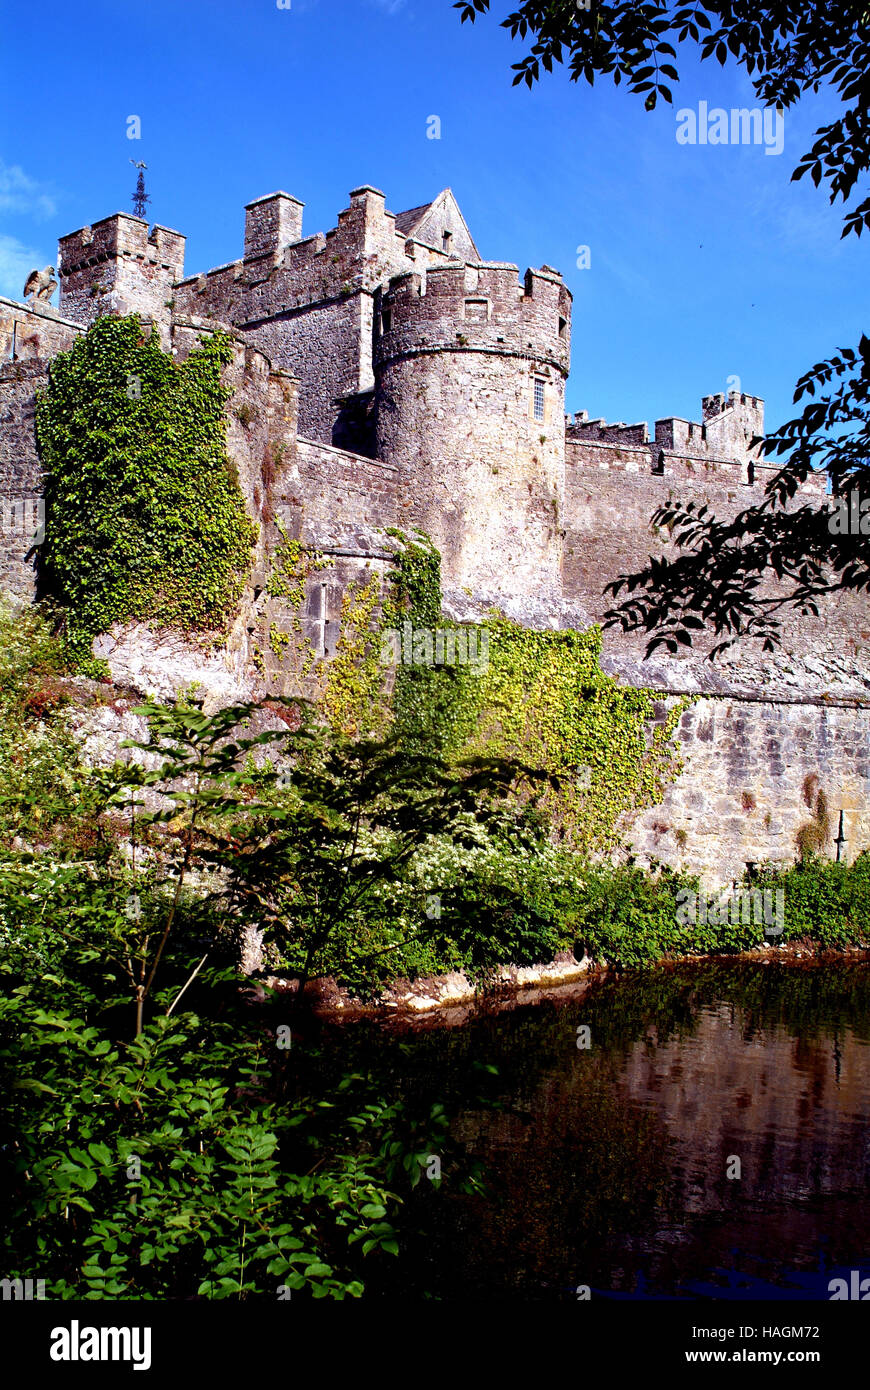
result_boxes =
[245,436,398,691]
[571,391,765,480]
[0,295,84,365]
[628,695,870,884]
[58,215,185,345]
[0,359,49,600]
[566,436,807,625]
[562,432,870,680]
[0,296,86,600]
[287,437,398,554]
[247,296,368,449]
[172,187,470,448]
[0,360,49,497]
[0,181,867,884]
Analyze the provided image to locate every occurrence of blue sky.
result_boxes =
[1,0,866,432]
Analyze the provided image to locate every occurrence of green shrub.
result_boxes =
[0,856,461,1300]
[0,600,95,849]
[756,855,870,947]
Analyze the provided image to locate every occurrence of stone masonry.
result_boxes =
[0,182,867,883]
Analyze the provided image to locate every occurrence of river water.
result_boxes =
[334,958,870,1301]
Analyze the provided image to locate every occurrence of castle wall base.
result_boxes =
[628,695,870,887]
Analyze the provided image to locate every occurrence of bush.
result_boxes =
[756,854,870,947]
[0,600,95,849]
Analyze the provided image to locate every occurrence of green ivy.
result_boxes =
[266,520,328,609]
[466,623,688,853]
[378,530,686,849]
[381,529,479,754]
[321,574,387,737]
[383,528,442,629]
[258,518,329,674]
[36,316,257,672]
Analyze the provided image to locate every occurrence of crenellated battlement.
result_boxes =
[372,259,570,613]
[58,213,185,336]
[700,390,765,468]
[568,390,769,479]
[170,184,480,441]
[702,388,763,421]
[243,192,304,261]
[58,214,185,279]
[374,260,571,376]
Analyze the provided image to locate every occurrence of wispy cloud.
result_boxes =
[0,159,57,220]
[367,0,406,12]
[0,234,48,301]
[593,247,657,302]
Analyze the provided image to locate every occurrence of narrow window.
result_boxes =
[442,230,452,253]
[316,583,328,657]
[380,307,391,335]
[558,316,567,340]
[533,378,545,421]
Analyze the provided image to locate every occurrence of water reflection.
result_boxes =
[339,959,870,1300]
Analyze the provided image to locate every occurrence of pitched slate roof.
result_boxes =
[393,202,433,236]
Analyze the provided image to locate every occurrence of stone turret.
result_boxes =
[701,390,765,480]
[58,214,185,343]
[373,259,571,618]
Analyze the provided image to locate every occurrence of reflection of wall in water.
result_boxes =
[619,1004,870,1210]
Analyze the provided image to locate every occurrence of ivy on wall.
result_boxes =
[383,527,442,628]
[33,311,684,850]
[321,573,386,737]
[266,519,328,611]
[381,528,471,752]
[465,623,688,854]
[36,316,257,674]
[356,528,687,851]
[254,519,330,678]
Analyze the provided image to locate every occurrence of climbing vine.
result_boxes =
[254,518,330,677]
[358,528,688,850]
[321,574,387,737]
[266,519,328,609]
[36,316,257,674]
[35,314,684,847]
[465,623,689,853]
[379,529,474,751]
[383,527,442,629]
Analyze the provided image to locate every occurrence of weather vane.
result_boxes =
[130,160,150,218]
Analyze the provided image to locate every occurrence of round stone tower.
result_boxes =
[373,260,571,621]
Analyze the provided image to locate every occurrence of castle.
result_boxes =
[0,182,868,883]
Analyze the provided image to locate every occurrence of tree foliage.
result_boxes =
[456,0,870,238]
[605,338,870,654]
[117,697,547,1002]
